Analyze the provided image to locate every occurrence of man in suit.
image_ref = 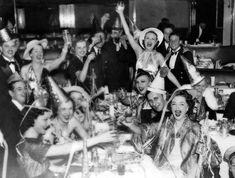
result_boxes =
[100,17,136,92]
[165,31,194,93]
[0,28,20,79]
[0,73,26,178]
[157,23,175,57]
[189,22,211,44]
[88,31,106,93]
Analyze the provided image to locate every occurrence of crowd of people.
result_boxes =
[0,2,235,178]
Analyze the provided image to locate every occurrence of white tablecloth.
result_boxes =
[209,131,235,178]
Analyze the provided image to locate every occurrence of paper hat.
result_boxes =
[45,76,69,109]
[7,72,23,84]
[147,72,166,95]
[181,55,205,86]
[64,86,90,101]
[23,39,48,60]
[139,28,163,48]
[112,17,122,30]
[0,28,15,43]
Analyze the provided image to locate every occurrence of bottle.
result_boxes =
[82,139,89,178]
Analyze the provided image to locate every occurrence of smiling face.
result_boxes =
[135,75,151,95]
[9,81,27,105]
[193,78,207,94]
[57,100,74,124]
[1,40,17,59]
[169,34,180,51]
[70,91,87,110]
[171,95,189,121]
[163,27,173,43]
[34,111,51,135]
[30,45,44,62]
[143,32,158,51]
[147,92,165,112]
[75,41,87,58]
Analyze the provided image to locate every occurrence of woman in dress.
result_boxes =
[21,39,69,103]
[116,3,180,88]
[16,106,116,178]
[128,90,221,178]
[67,37,95,92]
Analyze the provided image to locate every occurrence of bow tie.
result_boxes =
[7,61,16,65]
[171,51,179,55]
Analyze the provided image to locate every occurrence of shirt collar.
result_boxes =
[12,99,24,111]
[172,46,181,53]
[2,55,15,62]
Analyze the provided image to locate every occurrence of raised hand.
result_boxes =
[87,52,96,61]
[115,2,125,14]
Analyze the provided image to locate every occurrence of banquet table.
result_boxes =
[68,144,168,178]
[209,131,235,178]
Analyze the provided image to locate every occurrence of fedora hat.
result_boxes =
[23,39,48,60]
[139,27,163,49]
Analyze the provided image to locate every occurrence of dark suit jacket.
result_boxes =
[0,101,24,177]
[157,40,170,57]
[100,40,135,92]
[165,46,194,93]
[189,25,211,44]
[0,54,21,79]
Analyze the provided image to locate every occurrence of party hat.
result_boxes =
[181,55,205,86]
[45,75,69,109]
[7,72,23,84]
[0,28,15,43]
[147,72,166,95]
[112,17,122,30]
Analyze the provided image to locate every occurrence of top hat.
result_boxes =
[0,28,15,43]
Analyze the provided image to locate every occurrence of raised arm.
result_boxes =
[45,43,69,72]
[46,130,116,157]
[76,52,95,82]
[116,3,142,56]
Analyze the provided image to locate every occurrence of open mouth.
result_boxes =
[174,110,182,117]
[146,42,153,47]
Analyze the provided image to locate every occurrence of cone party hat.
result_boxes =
[147,72,166,95]
[181,55,205,86]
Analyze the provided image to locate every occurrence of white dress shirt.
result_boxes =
[169,47,181,69]
[3,55,16,73]
[12,99,24,111]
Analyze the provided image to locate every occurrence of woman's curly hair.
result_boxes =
[169,90,195,117]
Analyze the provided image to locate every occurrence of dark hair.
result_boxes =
[162,23,175,31]
[29,44,44,55]
[135,69,153,81]
[142,31,159,50]
[20,107,50,135]
[72,36,88,49]
[8,81,17,91]
[169,31,182,40]
[169,90,194,116]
